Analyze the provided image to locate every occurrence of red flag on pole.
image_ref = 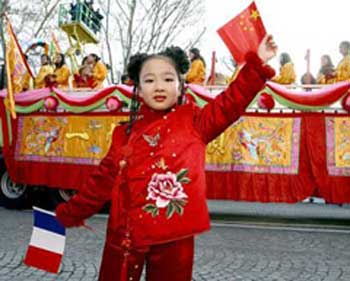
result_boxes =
[217,1,266,65]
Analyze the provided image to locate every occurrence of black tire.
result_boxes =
[0,171,30,209]
[47,189,75,210]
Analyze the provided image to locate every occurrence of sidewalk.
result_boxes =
[207,199,350,220]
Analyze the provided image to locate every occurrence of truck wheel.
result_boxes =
[0,171,29,209]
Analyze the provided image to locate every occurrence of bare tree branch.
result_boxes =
[33,0,61,38]
[4,0,206,77]
[183,27,207,50]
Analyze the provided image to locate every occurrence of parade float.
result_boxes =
[1,1,350,209]
[1,81,350,208]
[0,83,213,208]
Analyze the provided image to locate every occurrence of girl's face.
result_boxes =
[139,58,181,111]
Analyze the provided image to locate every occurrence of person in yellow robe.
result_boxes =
[85,53,108,89]
[316,54,336,84]
[272,52,296,84]
[53,53,71,88]
[336,41,350,82]
[35,54,54,89]
[185,48,206,85]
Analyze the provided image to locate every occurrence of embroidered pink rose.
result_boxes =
[143,169,190,219]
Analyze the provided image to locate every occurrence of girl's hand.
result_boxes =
[258,34,278,63]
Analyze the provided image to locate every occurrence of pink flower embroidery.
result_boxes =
[143,169,190,219]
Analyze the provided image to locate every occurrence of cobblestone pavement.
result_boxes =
[1,208,350,281]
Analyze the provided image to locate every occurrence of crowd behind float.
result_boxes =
[16,39,350,94]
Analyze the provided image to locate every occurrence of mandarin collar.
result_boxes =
[137,104,178,123]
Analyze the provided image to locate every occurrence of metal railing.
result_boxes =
[58,1,103,36]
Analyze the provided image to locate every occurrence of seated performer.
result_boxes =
[272,52,296,84]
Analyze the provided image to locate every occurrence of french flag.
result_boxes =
[24,206,66,274]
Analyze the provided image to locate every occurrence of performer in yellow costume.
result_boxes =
[53,53,71,88]
[86,53,108,89]
[316,55,336,84]
[272,52,296,84]
[35,54,54,89]
[336,41,350,82]
[185,48,206,85]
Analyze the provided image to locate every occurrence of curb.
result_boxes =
[207,200,350,220]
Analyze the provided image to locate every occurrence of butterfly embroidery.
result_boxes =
[143,133,160,147]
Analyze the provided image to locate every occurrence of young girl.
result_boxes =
[35,54,54,89]
[56,35,277,281]
[185,47,206,85]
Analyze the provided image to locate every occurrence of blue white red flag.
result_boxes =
[24,206,66,274]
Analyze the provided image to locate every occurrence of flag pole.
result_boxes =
[3,14,16,119]
[305,48,311,84]
[0,3,7,89]
[208,51,216,85]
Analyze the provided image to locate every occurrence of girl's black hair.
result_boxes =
[160,46,190,76]
[126,53,149,86]
[125,46,190,135]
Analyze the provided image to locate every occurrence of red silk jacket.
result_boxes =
[56,53,275,248]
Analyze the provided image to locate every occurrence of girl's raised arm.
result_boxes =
[193,35,277,144]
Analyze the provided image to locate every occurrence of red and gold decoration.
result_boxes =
[2,74,350,205]
[326,117,350,176]
[44,96,59,111]
[15,115,129,165]
[206,117,301,174]
[258,92,275,110]
[341,91,350,112]
[105,96,122,112]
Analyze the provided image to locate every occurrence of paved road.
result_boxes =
[1,208,350,281]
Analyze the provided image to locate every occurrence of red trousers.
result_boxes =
[98,236,194,281]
